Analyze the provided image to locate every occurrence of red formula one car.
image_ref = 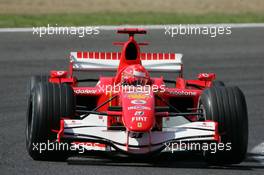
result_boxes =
[26,28,248,164]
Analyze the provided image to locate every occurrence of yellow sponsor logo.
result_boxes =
[127,94,148,99]
[137,122,142,128]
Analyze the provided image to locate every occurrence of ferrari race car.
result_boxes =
[26,28,248,164]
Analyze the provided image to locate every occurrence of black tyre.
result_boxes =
[27,75,49,95]
[27,75,49,123]
[26,82,75,160]
[212,80,225,87]
[200,86,248,164]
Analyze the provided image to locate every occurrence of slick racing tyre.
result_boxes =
[28,75,49,92]
[27,75,49,119]
[200,86,248,164]
[26,82,75,160]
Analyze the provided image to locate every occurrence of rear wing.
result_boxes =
[70,52,183,72]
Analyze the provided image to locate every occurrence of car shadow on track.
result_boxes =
[67,152,264,171]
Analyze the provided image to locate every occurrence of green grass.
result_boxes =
[0,13,264,27]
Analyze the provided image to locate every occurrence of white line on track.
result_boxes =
[0,23,264,32]
[250,142,264,165]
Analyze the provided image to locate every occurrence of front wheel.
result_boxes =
[26,82,75,160]
[200,86,248,164]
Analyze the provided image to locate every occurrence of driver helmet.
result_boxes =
[121,64,150,86]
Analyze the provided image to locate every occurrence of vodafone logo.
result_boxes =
[74,89,97,94]
[169,90,197,96]
[131,100,146,105]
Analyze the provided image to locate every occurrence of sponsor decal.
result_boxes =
[135,111,144,116]
[194,122,215,129]
[131,99,146,105]
[66,120,82,125]
[74,89,97,94]
[137,122,142,128]
[132,116,147,122]
[127,94,149,99]
[169,90,197,96]
[200,73,209,78]
[57,71,66,75]
[128,106,151,110]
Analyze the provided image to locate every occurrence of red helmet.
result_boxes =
[121,64,150,86]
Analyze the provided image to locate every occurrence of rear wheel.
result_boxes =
[26,82,75,160]
[200,86,248,164]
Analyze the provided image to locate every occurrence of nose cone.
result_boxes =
[122,91,155,132]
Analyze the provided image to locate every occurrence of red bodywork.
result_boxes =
[49,28,217,135]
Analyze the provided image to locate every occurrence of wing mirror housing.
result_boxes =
[197,73,216,81]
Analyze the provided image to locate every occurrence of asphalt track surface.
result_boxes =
[0,26,264,175]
